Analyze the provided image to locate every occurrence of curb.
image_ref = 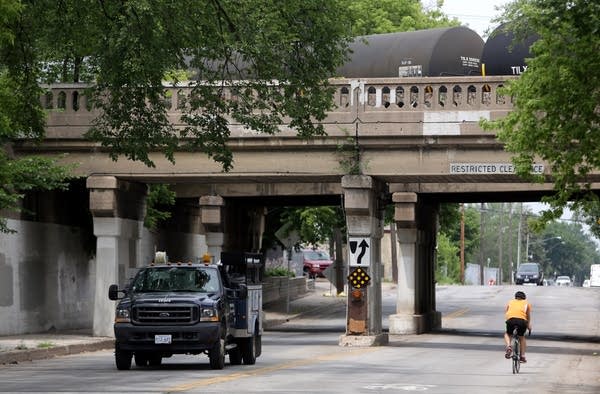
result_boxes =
[0,339,114,365]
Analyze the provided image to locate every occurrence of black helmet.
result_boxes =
[515,291,526,300]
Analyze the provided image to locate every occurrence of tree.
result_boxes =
[436,232,460,283]
[346,0,459,36]
[529,221,600,284]
[0,0,73,233]
[1,0,355,232]
[279,206,345,247]
[7,0,353,171]
[483,0,600,225]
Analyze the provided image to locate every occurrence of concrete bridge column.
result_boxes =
[389,193,441,334]
[339,175,388,347]
[200,195,225,261]
[87,176,147,337]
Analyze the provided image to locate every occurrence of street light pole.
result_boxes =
[515,203,523,285]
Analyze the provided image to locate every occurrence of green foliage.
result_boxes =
[346,0,460,36]
[529,221,600,283]
[279,206,345,247]
[265,267,295,277]
[2,0,353,171]
[482,0,600,225]
[436,232,460,283]
[336,129,362,175]
[0,153,74,233]
[144,184,176,231]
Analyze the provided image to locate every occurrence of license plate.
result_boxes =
[154,334,172,344]
[524,278,529,282]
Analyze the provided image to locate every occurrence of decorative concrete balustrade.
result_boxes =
[41,76,514,140]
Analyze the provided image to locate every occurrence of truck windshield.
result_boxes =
[130,267,220,293]
[518,264,538,273]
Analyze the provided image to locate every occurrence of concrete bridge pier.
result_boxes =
[389,192,441,334]
[200,195,225,262]
[87,176,147,337]
[339,175,388,347]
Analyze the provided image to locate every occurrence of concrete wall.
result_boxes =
[0,219,95,335]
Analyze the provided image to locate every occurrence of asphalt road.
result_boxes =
[1,284,598,394]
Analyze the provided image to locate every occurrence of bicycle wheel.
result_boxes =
[512,336,520,374]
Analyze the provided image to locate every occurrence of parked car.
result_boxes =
[555,276,572,286]
[515,262,544,286]
[302,249,333,278]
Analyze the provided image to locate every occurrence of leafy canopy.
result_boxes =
[482,0,600,228]
[13,0,354,171]
[0,0,74,233]
[346,0,459,36]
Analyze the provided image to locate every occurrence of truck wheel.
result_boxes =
[229,342,242,365]
[209,338,225,370]
[241,335,257,365]
[115,344,132,370]
[148,355,162,366]
[134,353,149,367]
[255,334,262,358]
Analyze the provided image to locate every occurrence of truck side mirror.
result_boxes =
[108,284,121,300]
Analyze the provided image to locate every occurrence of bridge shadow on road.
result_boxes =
[385,328,600,357]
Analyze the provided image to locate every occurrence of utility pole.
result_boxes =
[479,202,485,285]
[460,203,465,284]
[515,203,523,284]
[498,203,504,285]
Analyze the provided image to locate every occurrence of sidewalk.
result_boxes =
[0,280,345,365]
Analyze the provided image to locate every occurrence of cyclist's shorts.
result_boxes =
[506,317,528,336]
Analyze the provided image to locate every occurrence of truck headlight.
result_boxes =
[115,308,130,323]
[200,308,219,322]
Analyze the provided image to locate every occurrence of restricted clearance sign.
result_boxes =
[349,237,370,267]
[449,163,544,175]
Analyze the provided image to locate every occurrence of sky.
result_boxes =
[426,0,511,38]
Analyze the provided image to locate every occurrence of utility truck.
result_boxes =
[108,251,263,370]
[590,264,600,287]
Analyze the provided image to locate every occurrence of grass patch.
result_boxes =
[36,341,55,349]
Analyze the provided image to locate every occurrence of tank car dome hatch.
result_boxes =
[481,24,539,76]
[337,26,484,78]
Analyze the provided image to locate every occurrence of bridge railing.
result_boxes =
[41,76,514,139]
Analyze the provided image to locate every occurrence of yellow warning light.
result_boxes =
[348,267,371,289]
[202,253,212,264]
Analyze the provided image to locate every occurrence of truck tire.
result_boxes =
[209,338,225,370]
[229,343,242,365]
[148,355,162,366]
[241,334,257,365]
[115,344,132,370]
[134,353,149,367]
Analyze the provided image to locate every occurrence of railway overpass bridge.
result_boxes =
[14,76,600,343]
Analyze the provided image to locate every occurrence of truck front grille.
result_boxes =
[132,304,198,325]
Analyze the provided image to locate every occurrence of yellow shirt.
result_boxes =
[505,299,531,321]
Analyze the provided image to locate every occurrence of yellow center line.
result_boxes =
[166,347,381,392]
[444,307,469,319]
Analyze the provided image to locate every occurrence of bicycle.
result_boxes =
[510,326,521,374]
[510,326,531,374]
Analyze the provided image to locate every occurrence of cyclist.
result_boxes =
[504,290,531,363]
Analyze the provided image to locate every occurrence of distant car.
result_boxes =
[515,262,544,286]
[302,249,333,278]
[582,279,591,288]
[555,276,572,286]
